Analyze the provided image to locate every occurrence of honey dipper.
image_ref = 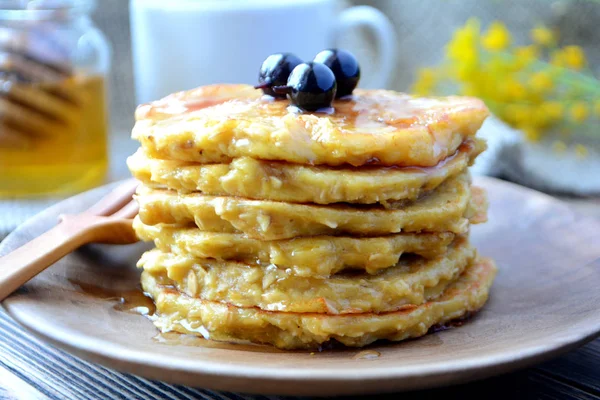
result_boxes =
[0,25,82,149]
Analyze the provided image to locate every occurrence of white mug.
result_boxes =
[130,0,397,103]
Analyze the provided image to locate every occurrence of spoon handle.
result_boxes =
[0,220,92,301]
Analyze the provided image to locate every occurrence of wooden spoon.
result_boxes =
[0,179,139,301]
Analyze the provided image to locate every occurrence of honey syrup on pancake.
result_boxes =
[135,84,260,120]
[133,84,488,168]
[136,84,447,135]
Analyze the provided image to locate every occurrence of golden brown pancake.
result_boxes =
[142,257,497,349]
[138,237,475,314]
[133,217,455,276]
[132,84,489,167]
[135,172,486,240]
[127,139,485,204]
[128,82,495,350]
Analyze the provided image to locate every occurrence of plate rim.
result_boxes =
[7,308,600,395]
[2,177,600,395]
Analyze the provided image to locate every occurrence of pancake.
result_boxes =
[133,217,455,276]
[127,139,485,204]
[138,238,475,314]
[142,256,496,349]
[469,186,489,224]
[132,84,489,167]
[135,172,487,241]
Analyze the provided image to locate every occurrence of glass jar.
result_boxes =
[0,0,110,197]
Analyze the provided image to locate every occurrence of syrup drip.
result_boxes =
[69,279,286,353]
[352,350,381,360]
[153,332,285,353]
[429,311,478,333]
[69,279,156,316]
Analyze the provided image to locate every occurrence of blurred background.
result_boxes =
[1,0,599,235]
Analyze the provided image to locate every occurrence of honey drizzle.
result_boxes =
[352,350,382,360]
[137,85,447,134]
[153,332,285,353]
[69,279,156,316]
[69,279,288,353]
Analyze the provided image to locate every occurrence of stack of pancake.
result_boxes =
[128,84,497,350]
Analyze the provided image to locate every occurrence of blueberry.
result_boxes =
[313,49,360,97]
[274,62,337,111]
[256,53,303,97]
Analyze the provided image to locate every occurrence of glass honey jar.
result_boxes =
[0,0,110,197]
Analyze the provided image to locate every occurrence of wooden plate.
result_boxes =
[1,177,599,396]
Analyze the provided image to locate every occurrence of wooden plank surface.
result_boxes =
[363,342,600,399]
[537,339,600,395]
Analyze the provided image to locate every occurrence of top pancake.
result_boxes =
[133,84,489,167]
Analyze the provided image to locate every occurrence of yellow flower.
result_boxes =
[412,18,599,146]
[552,140,567,153]
[446,18,480,82]
[523,126,541,142]
[504,104,531,126]
[412,68,438,95]
[503,79,526,101]
[481,21,512,51]
[530,25,556,47]
[514,45,539,68]
[486,54,523,78]
[561,46,587,70]
[569,102,589,123]
[529,71,554,94]
[575,144,588,158]
[532,105,556,129]
[541,101,564,121]
[550,50,563,67]
[447,18,479,61]
[551,46,587,70]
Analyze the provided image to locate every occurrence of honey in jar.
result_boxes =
[0,0,110,197]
